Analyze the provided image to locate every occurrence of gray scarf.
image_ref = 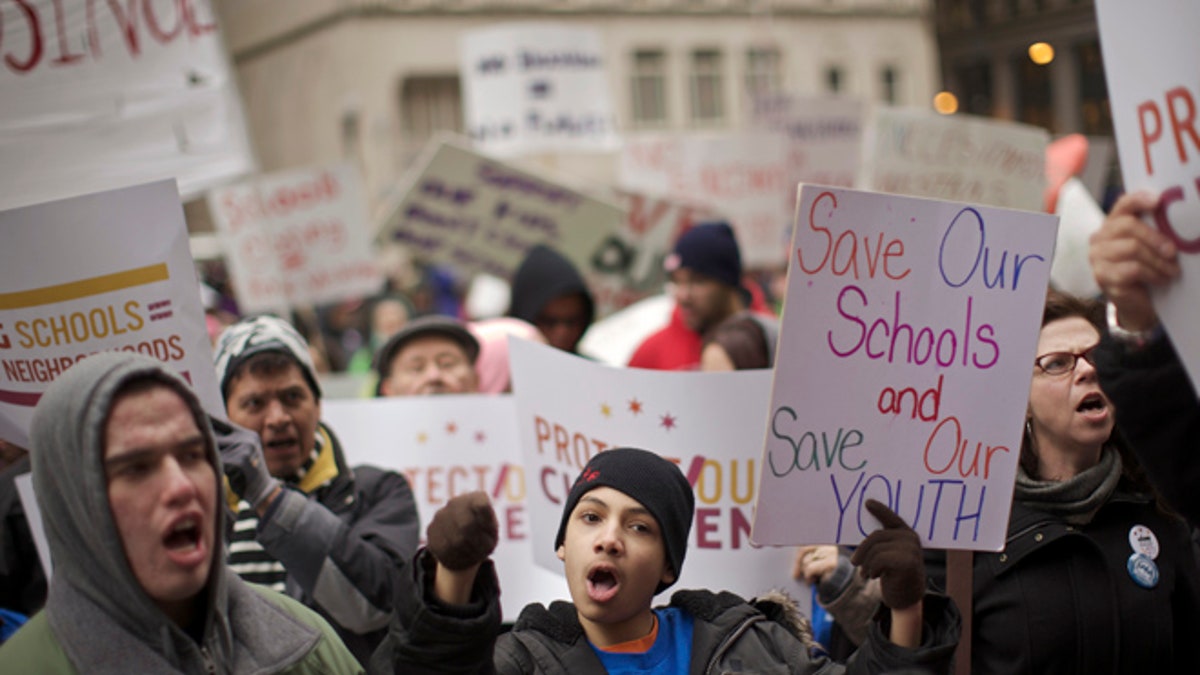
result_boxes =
[1015,444,1122,525]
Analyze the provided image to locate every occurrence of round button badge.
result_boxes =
[1128,524,1160,559]
[1127,552,1160,589]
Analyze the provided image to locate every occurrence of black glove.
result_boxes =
[426,491,499,571]
[850,499,926,610]
[209,416,280,508]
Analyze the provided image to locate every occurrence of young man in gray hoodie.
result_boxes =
[0,352,360,673]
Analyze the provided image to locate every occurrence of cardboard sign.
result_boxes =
[460,23,618,156]
[750,94,866,190]
[509,339,801,604]
[1096,0,1200,389]
[0,181,224,448]
[321,395,567,620]
[752,186,1058,552]
[0,0,255,211]
[862,108,1048,212]
[587,190,719,317]
[207,163,383,314]
[379,137,622,284]
[618,132,793,268]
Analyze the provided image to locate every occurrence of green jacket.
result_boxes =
[1,585,362,674]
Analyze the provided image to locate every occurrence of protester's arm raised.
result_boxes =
[1089,190,1180,332]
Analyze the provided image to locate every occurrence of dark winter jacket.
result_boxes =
[971,486,1200,674]
[233,422,420,665]
[1094,332,1200,527]
[370,549,960,674]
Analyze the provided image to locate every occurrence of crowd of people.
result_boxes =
[0,184,1198,674]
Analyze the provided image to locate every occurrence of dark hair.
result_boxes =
[702,313,771,370]
[224,350,310,399]
[1022,289,1154,495]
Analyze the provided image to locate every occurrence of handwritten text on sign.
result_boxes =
[752,186,1058,552]
[208,163,382,314]
[379,138,621,283]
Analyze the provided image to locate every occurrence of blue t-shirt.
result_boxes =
[591,607,694,675]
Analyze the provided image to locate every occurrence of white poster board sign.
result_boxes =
[509,339,800,605]
[618,132,792,268]
[379,137,622,284]
[1096,0,1200,388]
[750,94,866,190]
[207,163,383,314]
[460,23,618,157]
[321,395,567,619]
[0,181,224,448]
[862,108,1048,212]
[0,0,256,211]
[753,186,1058,551]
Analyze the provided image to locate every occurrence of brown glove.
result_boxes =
[850,499,926,610]
[426,491,499,571]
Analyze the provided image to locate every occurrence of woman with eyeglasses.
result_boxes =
[805,289,1200,673]
[968,288,1200,674]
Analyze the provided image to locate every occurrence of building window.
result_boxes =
[1077,40,1113,136]
[690,48,725,124]
[825,65,843,94]
[399,75,463,150]
[1015,52,1054,132]
[631,49,668,127]
[955,60,993,116]
[880,66,899,104]
[745,46,782,101]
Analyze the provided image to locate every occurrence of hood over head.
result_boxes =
[30,352,230,658]
[507,244,595,329]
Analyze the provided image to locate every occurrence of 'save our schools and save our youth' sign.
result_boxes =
[753,185,1059,552]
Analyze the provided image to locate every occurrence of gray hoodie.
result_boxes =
[24,352,345,674]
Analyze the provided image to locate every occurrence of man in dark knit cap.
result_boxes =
[371,447,960,674]
[629,221,748,370]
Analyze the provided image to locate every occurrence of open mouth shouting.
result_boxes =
[1076,392,1110,420]
[587,563,621,603]
[163,512,208,568]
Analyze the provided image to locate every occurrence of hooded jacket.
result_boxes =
[508,245,595,341]
[0,352,360,674]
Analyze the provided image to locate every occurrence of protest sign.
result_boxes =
[587,190,718,317]
[321,395,567,619]
[509,338,801,604]
[618,132,793,268]
[0,0,255,211]
[750,94,866,190]
[0,181,223,448]
[460,23,618,157]
[752,186,1058,552]
[379,137,622,285]
[862,108,1048,213]
[207,163,383,314]
[1096,0,1200,388]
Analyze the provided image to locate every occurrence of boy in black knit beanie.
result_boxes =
[372,447,960,674]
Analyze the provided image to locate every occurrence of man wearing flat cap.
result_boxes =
[374,315,481,397]
[212,315,419,666]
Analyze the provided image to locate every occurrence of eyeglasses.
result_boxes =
[1034,345,1098,376]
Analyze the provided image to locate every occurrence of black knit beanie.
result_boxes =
[554,447,695,594]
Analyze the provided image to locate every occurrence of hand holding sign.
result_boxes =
[210,416,281,509]
[850,499,925,611]
[1088,191,1180,332]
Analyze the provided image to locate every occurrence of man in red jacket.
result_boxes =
[628,221,747,370]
